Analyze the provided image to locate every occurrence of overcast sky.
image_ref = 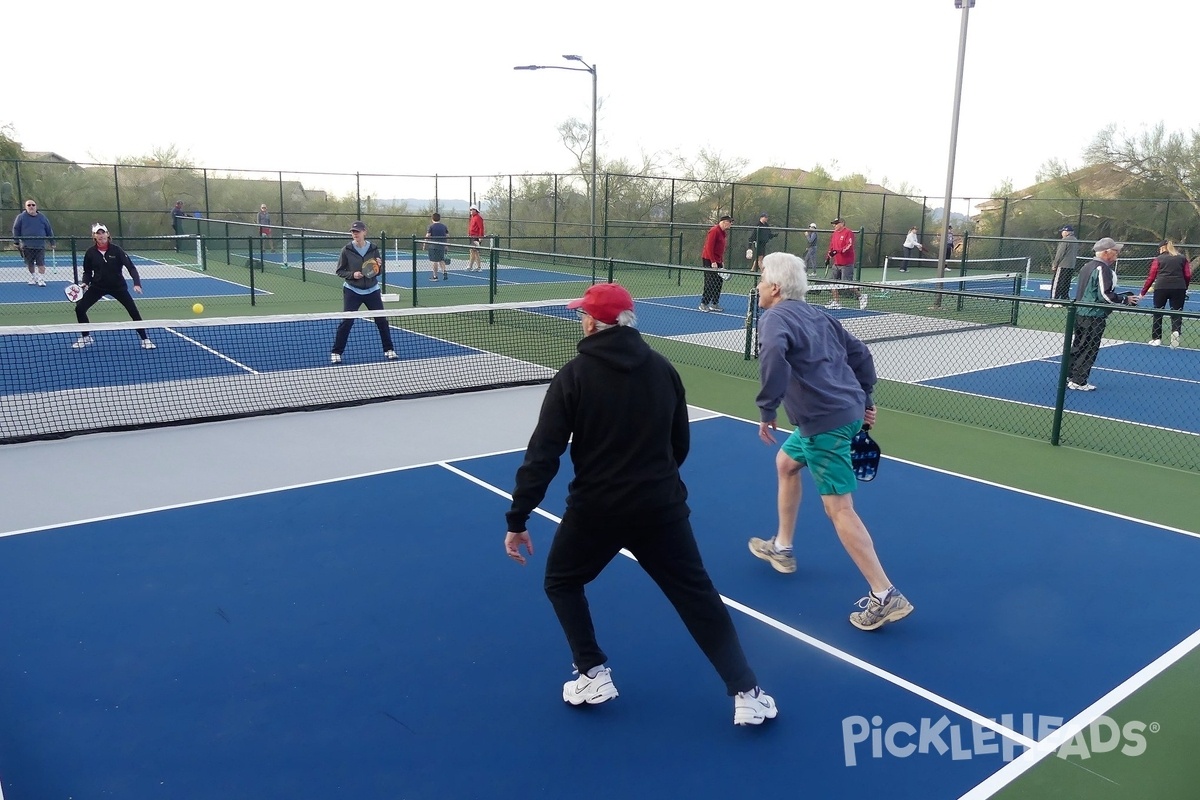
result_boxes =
[9,0,1196,208]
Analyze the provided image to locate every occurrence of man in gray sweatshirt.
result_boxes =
[749,252,913,631]
[1048,224,1080,305]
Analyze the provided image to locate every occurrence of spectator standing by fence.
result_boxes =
[258,204,274,253]
[1047,225,1080,306]
[11,199,54,287]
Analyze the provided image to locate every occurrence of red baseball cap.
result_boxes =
[567,283,634,325]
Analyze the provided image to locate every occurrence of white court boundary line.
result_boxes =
[909,382,1200,439]
[702,413,1200,797]
[437,460,1036,750]
[957,627,1200,799]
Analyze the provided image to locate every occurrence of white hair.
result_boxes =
[590,309,638,330]
[760,253,809,300]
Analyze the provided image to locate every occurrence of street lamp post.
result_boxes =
[514,55,598,258]
[933,0,973,308]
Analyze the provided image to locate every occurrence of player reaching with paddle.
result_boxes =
[748,252,913,631]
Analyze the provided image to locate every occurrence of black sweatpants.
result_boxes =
[1150,287,1187,339]
[543,509,757,696]
[75,283,148,339]
[1051,265,1075,301]
[701,261,723,306]
[1069,315,1107,385]
[331,287,394,355]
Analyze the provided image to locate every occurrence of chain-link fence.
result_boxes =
[8,158,1200,274]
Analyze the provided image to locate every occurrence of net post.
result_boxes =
[410,236,418,307]
[248,237,256,306]
[488,237,499,303]
[742,284,759,360]
[1010,275,1022,326]
[881,256,890,283]
[282,235,290,270]
[195,235,204,271]
[378,231,387,293]
[1049,306,1076,445]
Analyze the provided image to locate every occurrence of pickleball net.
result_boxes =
[799,272,1023,343]
[0,299,581,443]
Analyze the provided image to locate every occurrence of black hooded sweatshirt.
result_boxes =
[506,325,691,532]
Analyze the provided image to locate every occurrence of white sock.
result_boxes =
[872,587,893,604]
[585,665,605,679]
[773,540,792,554]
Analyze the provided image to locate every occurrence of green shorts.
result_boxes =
[780,420,862,496]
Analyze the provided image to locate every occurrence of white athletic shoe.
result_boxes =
[826,301,842,310]
[384,350,398,360]
[858,294,869,310]
[140,338,156,350]
[1148,339,1161,346]
[36,277,46,287]
[27,275,36,285]
[71,335,95,349]
[1067,381,1096,391]
[563,666,618,706]
[330,353,342,364]
[734,687,778,726]
[698,303,710,312]
[1170,332,1180,348]
[709,304,724,313]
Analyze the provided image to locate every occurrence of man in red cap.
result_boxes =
[504,282,776,727]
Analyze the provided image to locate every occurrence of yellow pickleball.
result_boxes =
[193,303,204,314]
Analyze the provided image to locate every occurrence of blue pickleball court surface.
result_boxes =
[919,342,1200,434]
[0,276,262,305]
[2,413,1198,799]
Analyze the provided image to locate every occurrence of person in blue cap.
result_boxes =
[1048,224,1080,306]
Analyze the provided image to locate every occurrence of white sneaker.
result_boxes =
[330,353,342,364]
[734,687,778,726]
[1171,332,1180,348]
[698,303,710,312]
[1148,339,1161,346]
[140,338,156,350]
[1067,381,1096,391]
[384,350,398,360]
[1044,303,1063,308]
[858,294,869,310]
[826,301,842,310]
[27,275,36,285]
[36,276,46,287]
[563,666,618,706]
[71,335,95,349]
[709,304,724,313]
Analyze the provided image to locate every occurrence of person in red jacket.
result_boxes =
[826,218,862,310]
[700,215,732,312]
[467,205,486,272]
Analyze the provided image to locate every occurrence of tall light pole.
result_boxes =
[514,55,598,258]
[937,0,973,283]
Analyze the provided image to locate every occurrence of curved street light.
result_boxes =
[514,55,598,258]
